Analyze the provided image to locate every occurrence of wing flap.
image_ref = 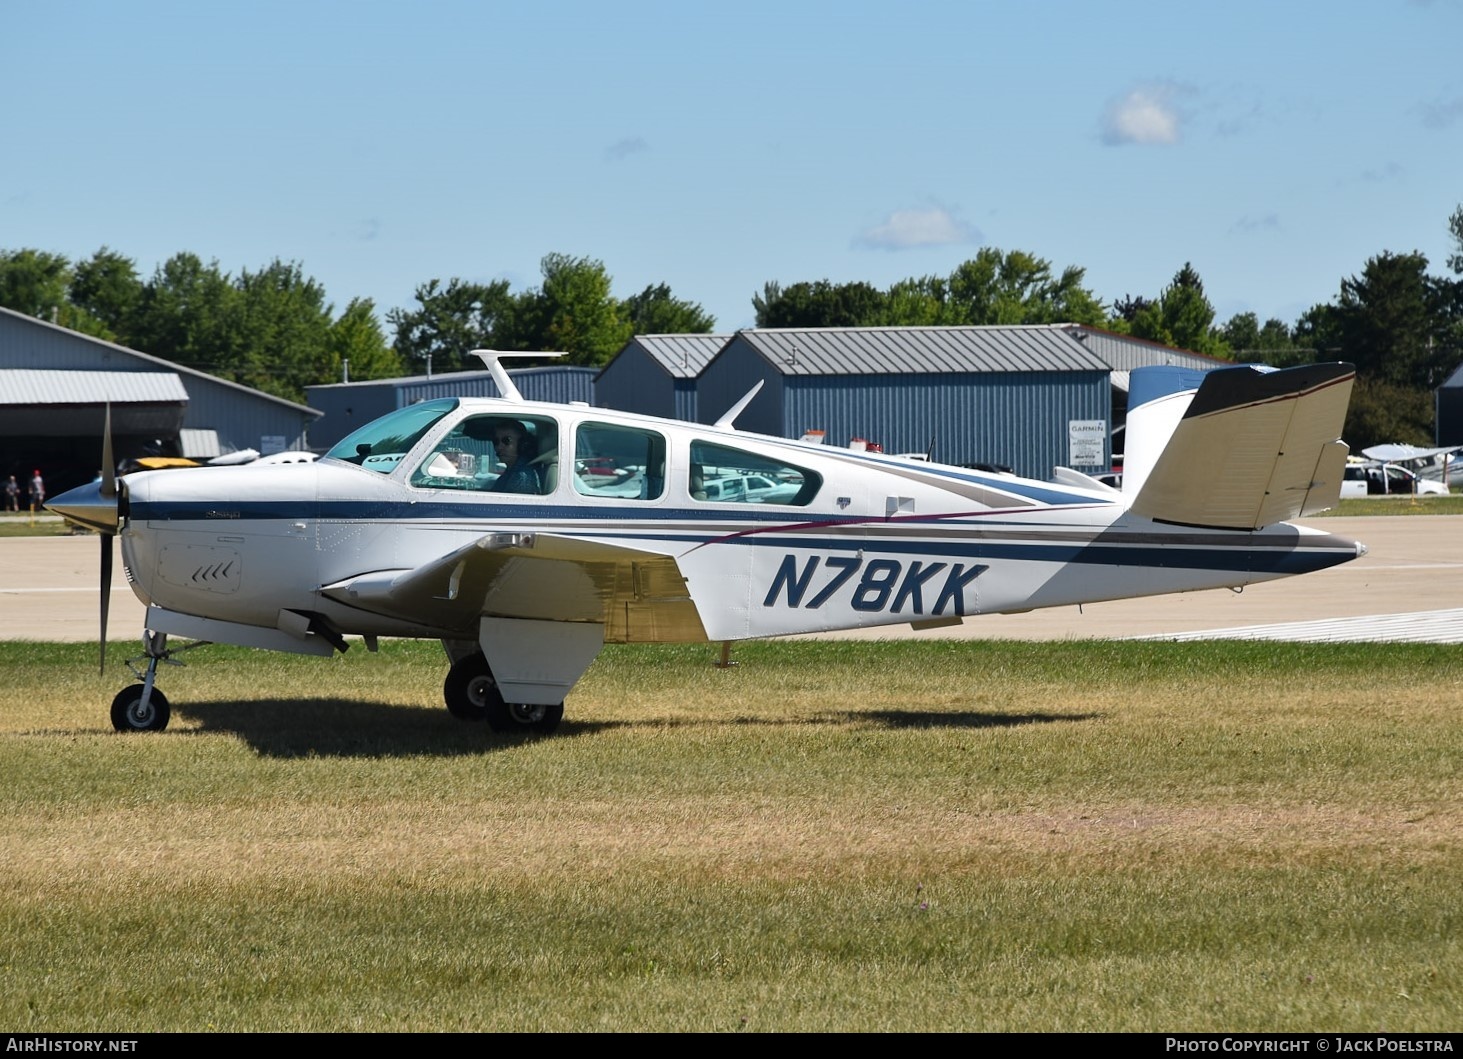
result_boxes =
[1129,362,1355,530]
[320,531,707,642]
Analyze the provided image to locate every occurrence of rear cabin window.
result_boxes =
[573,423,667,501]
[689,442,820,505]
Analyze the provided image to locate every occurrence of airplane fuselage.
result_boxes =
[113,395,1363,648]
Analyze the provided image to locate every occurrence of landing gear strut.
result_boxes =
[442,652,564,735]
[111,631,210,733]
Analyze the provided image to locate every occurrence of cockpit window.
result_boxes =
[411,415,559,495]
[323,400,457,474]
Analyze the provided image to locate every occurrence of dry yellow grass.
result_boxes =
[2,638,1459,1031]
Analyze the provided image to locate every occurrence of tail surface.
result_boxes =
[1122,362,1355,530]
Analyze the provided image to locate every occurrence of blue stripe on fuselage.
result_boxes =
[128,498,1353,577]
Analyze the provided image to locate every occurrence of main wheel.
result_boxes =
[443,653,499,722]
[441,653,564,734]
[110,685,171,733]
[487,698,564,736]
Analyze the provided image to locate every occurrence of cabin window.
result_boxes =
[410,414,560,495]
[573,423,667,501]
[689,441,821,506]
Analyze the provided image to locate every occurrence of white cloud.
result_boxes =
[1101,85,1184,146]
[855,206,980,250]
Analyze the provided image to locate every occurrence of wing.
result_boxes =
[1361,443,1463,462]
[320,531,708,643]
[1128,362,1356,530]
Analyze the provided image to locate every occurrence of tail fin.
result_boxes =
[1123,362,1355,530]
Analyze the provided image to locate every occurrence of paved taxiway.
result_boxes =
[0,513,1459,644]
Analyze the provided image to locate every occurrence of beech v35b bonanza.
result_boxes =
[48,352,1366,736]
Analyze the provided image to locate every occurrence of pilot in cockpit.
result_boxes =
[489,420,542,494]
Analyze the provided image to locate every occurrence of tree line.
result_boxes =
[2,204,1460,448]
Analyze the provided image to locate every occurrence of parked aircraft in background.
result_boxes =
[48,353,1364,737]
[1360,443,1463,485]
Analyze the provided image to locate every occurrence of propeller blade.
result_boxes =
[100,402,115,674]
[100,403,116,500]
[99,532,113,674]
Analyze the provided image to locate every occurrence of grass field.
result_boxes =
[1,637,1458,1032]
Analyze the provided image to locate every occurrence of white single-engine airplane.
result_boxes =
[48,351,1366,736]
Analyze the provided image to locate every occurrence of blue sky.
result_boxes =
[4,0,1461,338]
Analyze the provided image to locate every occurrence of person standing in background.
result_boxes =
[3,475,18,512]
[28,469,44,512]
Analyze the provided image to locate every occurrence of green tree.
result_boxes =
[1129,263,1231,358]
[514,253,633,365]
[1221,312,1303,366]
[1331,251,1441,388]
[69,247,143,339]
[329,298,403,383]
[387,277,516,374]
[226,259,338,400]
[0,247,112,337]
[1343,377,1434,449]
[620,283,715,334]
[752,251,1106,329]
[128,252,240,373]
[945,249,1106,326]
[752,279,888,327]
[883,276,960,325]
[1103,294,1149,335]
[0,247,71,318]
[1447,204,1463,276]
[1220,311,1261,359]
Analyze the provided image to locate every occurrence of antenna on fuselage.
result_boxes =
[470,349,568,404]
[714,380,764,429]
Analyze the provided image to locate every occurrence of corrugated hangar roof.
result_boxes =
[629,334,731,378]
[1057,324,1225,374]
[0,369,189,404]
[734,325,1111,376]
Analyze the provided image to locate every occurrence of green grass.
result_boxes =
[1,638,1458,1032]
[0,513,76,537]
[1320,493,1463,516]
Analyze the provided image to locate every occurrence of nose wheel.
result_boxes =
[109,631,209,733]
[110,684,171,732]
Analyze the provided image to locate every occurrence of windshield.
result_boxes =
[323,399,458,474]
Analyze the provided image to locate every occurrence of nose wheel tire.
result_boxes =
[443,653,564,735]
[110,685,171,733]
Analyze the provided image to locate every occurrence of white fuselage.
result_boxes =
[115,396,1364,648]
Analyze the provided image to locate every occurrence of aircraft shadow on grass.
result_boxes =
[169,699,1098,759]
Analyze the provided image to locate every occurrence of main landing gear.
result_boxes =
[442,651,564,735]
[110,631,208,733]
